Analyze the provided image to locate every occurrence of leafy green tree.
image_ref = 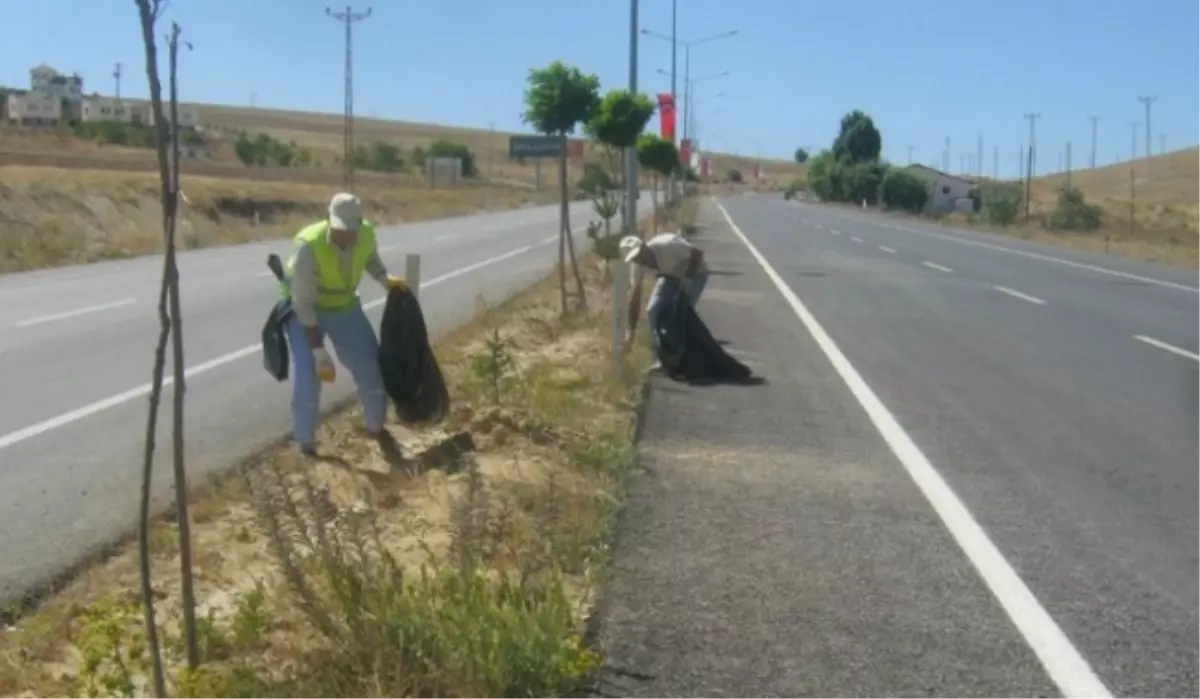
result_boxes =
[843,161,889,206]
[585,89,655,213]
[1047,185,1103,231]
[637,133,680,231]
[793,147,809,164]
[522,60,601,313]
[832,110,882,163]
[578,163,615,195]
[880,168,930,212]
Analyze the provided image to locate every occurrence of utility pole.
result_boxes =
[1088,115,1100,168]
[1018,145,1025,180]
[977,134,983,177]
[1128,121,1139,161]
[1159,133,1166,154]
[1023,112,1041,177]
[326,5,372,192]
[1065,141,1072,186]
[906,145,913,164]
[1137,95,1156,178]
[943,136,950,172]
[113,62,122,99]
[250,92,257,108]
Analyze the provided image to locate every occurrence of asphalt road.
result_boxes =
[0,195,648,605]
[594,196,1196,697]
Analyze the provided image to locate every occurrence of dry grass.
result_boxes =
[0,201,666,696]
[824,148,1198,268]
[0,164,556,273]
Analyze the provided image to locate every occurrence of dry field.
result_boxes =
[981,147,1198,267]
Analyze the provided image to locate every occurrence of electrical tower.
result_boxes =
[1088,115,1100,169]
[1023,112,1041,177]
[1137,95,1157,179]
[113,62,122,99]
[327,5,373,192]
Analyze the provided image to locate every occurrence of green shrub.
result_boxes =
[352,141,406,173]
[1046,185,1103,232]
[880,168,930,213]
[577,163,615,195]
[978,182,1023,225]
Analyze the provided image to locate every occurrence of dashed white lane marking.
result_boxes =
[15,299,138,328]
[993,286,1046,305]
[879,245,897,254]
[715,199,1112,699]
[0,236,562,452]
[851,236,864,243]
[814,223,825,230]
[813,207,1198,294]
[923,261,954,273]
[1133,335,1200,361]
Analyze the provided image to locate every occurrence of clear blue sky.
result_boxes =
[3,0,1197,177]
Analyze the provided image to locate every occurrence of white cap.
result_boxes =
[328,192,363,231]
[619,235,644,263]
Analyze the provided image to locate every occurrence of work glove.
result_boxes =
[312,346,336,383]
[386,275,409,293]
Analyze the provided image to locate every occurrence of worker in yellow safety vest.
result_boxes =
[279,192,408,455]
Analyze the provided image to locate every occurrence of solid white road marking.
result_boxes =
[1133,335,1200,361]
[923,261,954,273]
[879,245,897,254]
[993,286,1047,305]
[0,236,561,452]
[15,299,138,328]
[813,207,1199,294]
[715,200,1112,699]
[851,236,864,243]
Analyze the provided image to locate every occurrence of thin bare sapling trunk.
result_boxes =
[132,1,170,694]
[559,138,587,311]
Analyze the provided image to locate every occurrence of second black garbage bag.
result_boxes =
[654,292,752,383]
[377,286,450,425]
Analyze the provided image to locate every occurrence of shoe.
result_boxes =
[297,443,318,457]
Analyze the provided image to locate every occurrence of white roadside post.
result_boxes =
[611,259,630,374]
[405,253,421,300]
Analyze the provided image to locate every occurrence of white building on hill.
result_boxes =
[907,164,974,213]
[80,96,143,123]
[30,64,83,104]
[5,91,62,126]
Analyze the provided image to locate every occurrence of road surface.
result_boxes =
[0,196,647,605]
[593,196,1196,697]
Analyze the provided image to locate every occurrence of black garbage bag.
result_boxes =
[261,299,293,382]
[378,286,450,424]
[654,290,751,383]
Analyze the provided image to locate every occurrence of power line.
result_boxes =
[327,5,373,192]
[1137,95,1157,179]
[1088,115,1100,169]
[1023,112,1041,177]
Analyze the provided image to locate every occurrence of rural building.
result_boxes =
[907,164,973,213]
[146,103,200,130]
[29,64,83,104]
[80,96,144,123]
[6,91,62,126]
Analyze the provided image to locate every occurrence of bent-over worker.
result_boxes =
[620,232,709,368]
[280,192,408,455]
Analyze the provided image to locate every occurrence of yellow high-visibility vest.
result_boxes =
[281,219,377,311]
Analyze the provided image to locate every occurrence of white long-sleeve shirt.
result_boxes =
[289,234,389,326]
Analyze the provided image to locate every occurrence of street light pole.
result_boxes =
[625,0,639,235]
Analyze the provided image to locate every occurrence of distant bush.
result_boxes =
[352,141,406,173]
[879,168,930,213]
[234,131,301,167]
[74,120,156,148]
[1046,185,1103,232]
[978,182,1023,225]
[411,146,427,171]
[783,177,807,200]
[841,160,889,206]
[681,167,700,182]
[727,168,744,184]
[426,139,477,177]
[577,163,615,194]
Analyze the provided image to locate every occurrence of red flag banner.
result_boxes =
[656,93,676,142]
[679,138,693,166]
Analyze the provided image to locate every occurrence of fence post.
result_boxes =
[611,260,629,375]
[406,253,421,301]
